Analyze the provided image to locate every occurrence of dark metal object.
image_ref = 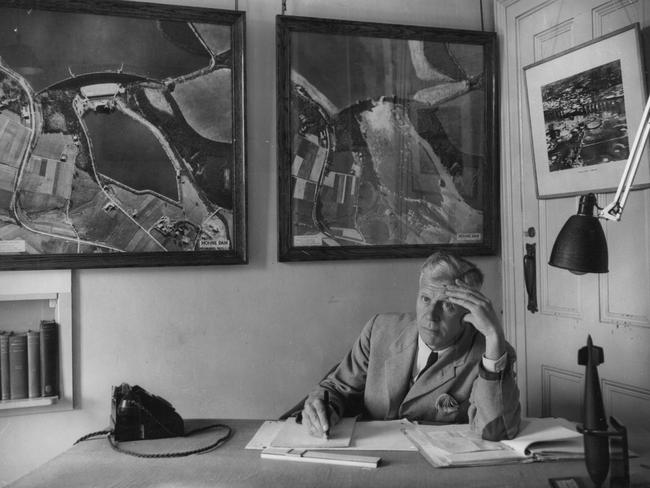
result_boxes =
[578,335,609,486]
[549,193,608,274]
[576,336,630,488]
[524,243,537,313]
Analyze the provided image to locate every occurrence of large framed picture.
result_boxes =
[0,0,246,269]
[524,23,650,199]
[277,16,499,261]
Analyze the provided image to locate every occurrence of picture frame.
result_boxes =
[0,0,247,269]
[276,15,499,262]
[524,23,650,199]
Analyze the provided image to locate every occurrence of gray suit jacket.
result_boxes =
[314,313,521,440]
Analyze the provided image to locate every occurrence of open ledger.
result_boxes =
[402,417,585,468]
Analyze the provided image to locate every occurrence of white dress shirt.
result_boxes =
[412,334,508,384]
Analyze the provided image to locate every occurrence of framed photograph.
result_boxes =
[277,16,499,261]
[0,0,246,269]
[524,23,650,199]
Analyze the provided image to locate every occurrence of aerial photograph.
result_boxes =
[0,6,235,257]
[288,31,490,248]
[541,60,629,173]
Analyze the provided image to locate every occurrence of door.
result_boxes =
[496,0,650,428]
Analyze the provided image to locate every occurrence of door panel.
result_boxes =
[496,0,650,425]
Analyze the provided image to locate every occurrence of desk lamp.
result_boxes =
[549,94,650,273]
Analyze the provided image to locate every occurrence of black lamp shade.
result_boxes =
[549,194,609,273]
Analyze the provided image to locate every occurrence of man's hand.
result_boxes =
[444,279,505,360]
[301,391,339,438]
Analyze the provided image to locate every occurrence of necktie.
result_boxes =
[417,351,438,380]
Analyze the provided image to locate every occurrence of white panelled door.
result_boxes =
[496,0,650,428]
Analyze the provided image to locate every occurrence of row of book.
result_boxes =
[0,320,59,401]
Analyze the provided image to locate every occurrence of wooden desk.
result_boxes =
[9,420,650,488]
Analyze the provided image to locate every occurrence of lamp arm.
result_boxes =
[599,94,650,221]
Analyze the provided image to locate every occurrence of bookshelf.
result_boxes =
[0,270,73,416]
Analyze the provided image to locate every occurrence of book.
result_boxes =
[9,333,28,399]
[40,320,59,397]
[27,330,41,398]
[0,331,9,400]
[402,417,584,468]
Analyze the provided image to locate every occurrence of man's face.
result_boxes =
[416,272,469,350]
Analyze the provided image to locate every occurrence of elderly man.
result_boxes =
[301,252,521,441]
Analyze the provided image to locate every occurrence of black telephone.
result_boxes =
[76,383,232,458]
[110,383,185,442]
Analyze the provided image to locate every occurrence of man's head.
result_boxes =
[416,252,484,350]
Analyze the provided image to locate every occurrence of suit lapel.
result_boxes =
[384,319,418,416]
[401,325,476,406]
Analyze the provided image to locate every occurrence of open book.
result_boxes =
[402,417,584,468]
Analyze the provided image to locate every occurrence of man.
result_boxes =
[301,252,521,441]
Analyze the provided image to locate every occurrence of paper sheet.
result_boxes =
[417,424,505,453]
[501,417,581,455]
[245,418,418,451]
[349,419,417,450]
[245,420,284,449]
[270,417,356,448]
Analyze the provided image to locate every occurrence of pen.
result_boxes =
[323,390,331,439]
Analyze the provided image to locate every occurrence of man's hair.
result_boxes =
[419,252,484,289]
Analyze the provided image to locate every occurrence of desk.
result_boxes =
[9,420,650,488]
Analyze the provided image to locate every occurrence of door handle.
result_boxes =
[524,243,538,313]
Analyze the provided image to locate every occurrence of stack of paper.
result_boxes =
[403,417,584,468]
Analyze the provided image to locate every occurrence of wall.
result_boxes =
[0,0,497,485]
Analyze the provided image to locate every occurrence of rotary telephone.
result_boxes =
[75,383,232,457]
[111,383,184,441]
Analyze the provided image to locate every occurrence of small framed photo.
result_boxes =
[524,24,650,199]
[277,15,500,261]
[0,0,246,269]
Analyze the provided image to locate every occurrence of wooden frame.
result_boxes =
[277,15,499,262]
[524,24,650,199]
[0,0,246,269]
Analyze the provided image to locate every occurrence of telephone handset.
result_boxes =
[111,383,185,442]
[76,383,232,458]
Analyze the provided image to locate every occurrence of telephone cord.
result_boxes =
[74,423,233,458]
[107,423,233,458]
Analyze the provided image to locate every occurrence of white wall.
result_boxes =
[0,0,497,485]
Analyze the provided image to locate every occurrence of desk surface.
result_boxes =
[9,419,650,488]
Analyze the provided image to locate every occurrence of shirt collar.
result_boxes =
[417,333,452,356]
[414,334,451,381]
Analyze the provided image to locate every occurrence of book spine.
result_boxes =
[27,330,41,398]
[40,321,59,397]
[0,332,9,400]
[9,333,28,400]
